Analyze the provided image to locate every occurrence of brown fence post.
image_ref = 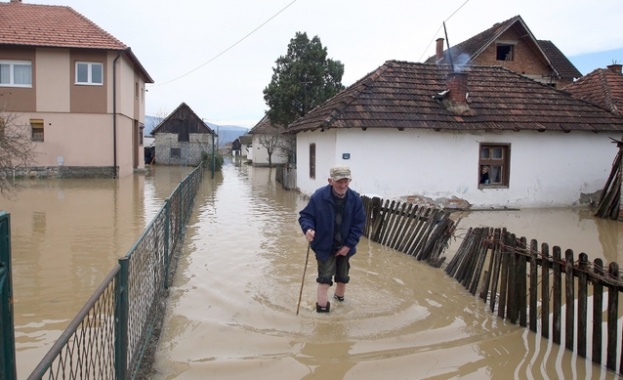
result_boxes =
[577,253,589,358]
[541,243,550,339]
[552,246,562,345]
[606,262,619,371]
[592,258,604,365]
[518,237,528,328]
[529,239,538,332]
[498,231,510,319]
[565,249,575,352]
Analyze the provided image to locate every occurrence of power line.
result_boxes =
[417,0,471,62]
[151,0,299,87]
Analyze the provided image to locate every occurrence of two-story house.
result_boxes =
[0,0,153,178]
[426,15,581,89]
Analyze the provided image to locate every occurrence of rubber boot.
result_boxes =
[316,301,330,313]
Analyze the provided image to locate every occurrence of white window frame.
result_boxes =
[75,61,103,85]
[0,60,32,87]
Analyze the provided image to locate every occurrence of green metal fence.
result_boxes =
[1,211,17,380]
[14,164,205,380]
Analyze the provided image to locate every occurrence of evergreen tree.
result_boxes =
[263,32,345,127]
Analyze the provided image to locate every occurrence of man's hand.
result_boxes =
[336,246,350,256]
[305,229,315,242]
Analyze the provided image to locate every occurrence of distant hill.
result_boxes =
[145,115,249,147]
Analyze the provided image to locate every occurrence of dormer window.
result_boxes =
[496,43,514,61]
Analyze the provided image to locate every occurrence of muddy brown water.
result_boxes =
[1,159,622,379]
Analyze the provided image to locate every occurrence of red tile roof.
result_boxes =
[0,2,153,82]
[0,2,127,49]
[248,115,286,135]
[287,61,623,133]
[564,65,623,116]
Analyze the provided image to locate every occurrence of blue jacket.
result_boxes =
[298,185,366,261]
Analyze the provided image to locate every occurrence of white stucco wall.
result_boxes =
[251,134,288,166]
[296,129,621,208]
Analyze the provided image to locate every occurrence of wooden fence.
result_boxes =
[276,167,297,190]
[446,227,623,374]
[361,196,456,267]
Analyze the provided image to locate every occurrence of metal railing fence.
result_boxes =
[1,211,17,380]
[20,164,204,380]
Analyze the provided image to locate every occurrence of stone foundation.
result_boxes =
[10,166,117,179]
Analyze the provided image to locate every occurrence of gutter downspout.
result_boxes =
[112,53,121,178]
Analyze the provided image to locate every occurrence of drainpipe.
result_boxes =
[112,53,121,178]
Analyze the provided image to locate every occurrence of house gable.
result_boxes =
[152,102,215,138]
[426,15,581,88]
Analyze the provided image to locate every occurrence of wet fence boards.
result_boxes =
[446,227,623,374]
[361,196,456,267]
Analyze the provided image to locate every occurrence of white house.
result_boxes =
[248,115,289,167]
[288,61,623,209]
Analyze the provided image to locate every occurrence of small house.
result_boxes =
[151,103,215,166]
[287,61,623,209]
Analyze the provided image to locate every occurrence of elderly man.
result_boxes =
[298,166,366,313]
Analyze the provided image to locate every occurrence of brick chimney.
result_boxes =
[443,72,470,114]
[436,38,444,61]
[447,72,468,104]
[607,64,622,74]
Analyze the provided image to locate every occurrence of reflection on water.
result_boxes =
[0,165,194,378]
[2,159,623,379]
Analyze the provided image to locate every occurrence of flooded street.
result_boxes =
[1,160,622,379]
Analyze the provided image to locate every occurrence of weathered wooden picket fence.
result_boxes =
[361,196,456,267]
[446,227,623,374]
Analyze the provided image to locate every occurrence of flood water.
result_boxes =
[1,159,622,379]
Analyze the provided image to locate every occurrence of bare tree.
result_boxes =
[0,110,36,197]
[258,126,283,168]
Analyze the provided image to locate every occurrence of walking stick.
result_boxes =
[296,243,311,315]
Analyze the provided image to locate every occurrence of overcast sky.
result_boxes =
[32,0,623,128]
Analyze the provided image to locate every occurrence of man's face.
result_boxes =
[329,178,350,196]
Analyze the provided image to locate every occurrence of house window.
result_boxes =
[170,148,181,158]
[75,62,103,85]
[31,119,44,142]
[496,44,514,61]
[309,143,316,179]
[0,60,32,87]
[479,144,510,187]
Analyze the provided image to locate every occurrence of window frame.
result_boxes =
[75,61,104,86]
[170,147,181,158]
[479,143,510,188]
[0,60,33,88]
[309,143,316,179]
[496,43,514,61]
[31,119,44,142]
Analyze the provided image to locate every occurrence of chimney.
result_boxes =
[436,38,444,61]
[607,64,622,74]
[447,72,468,104]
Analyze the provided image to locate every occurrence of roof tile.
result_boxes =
[287,61,623,133]
[0,2,127,50]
